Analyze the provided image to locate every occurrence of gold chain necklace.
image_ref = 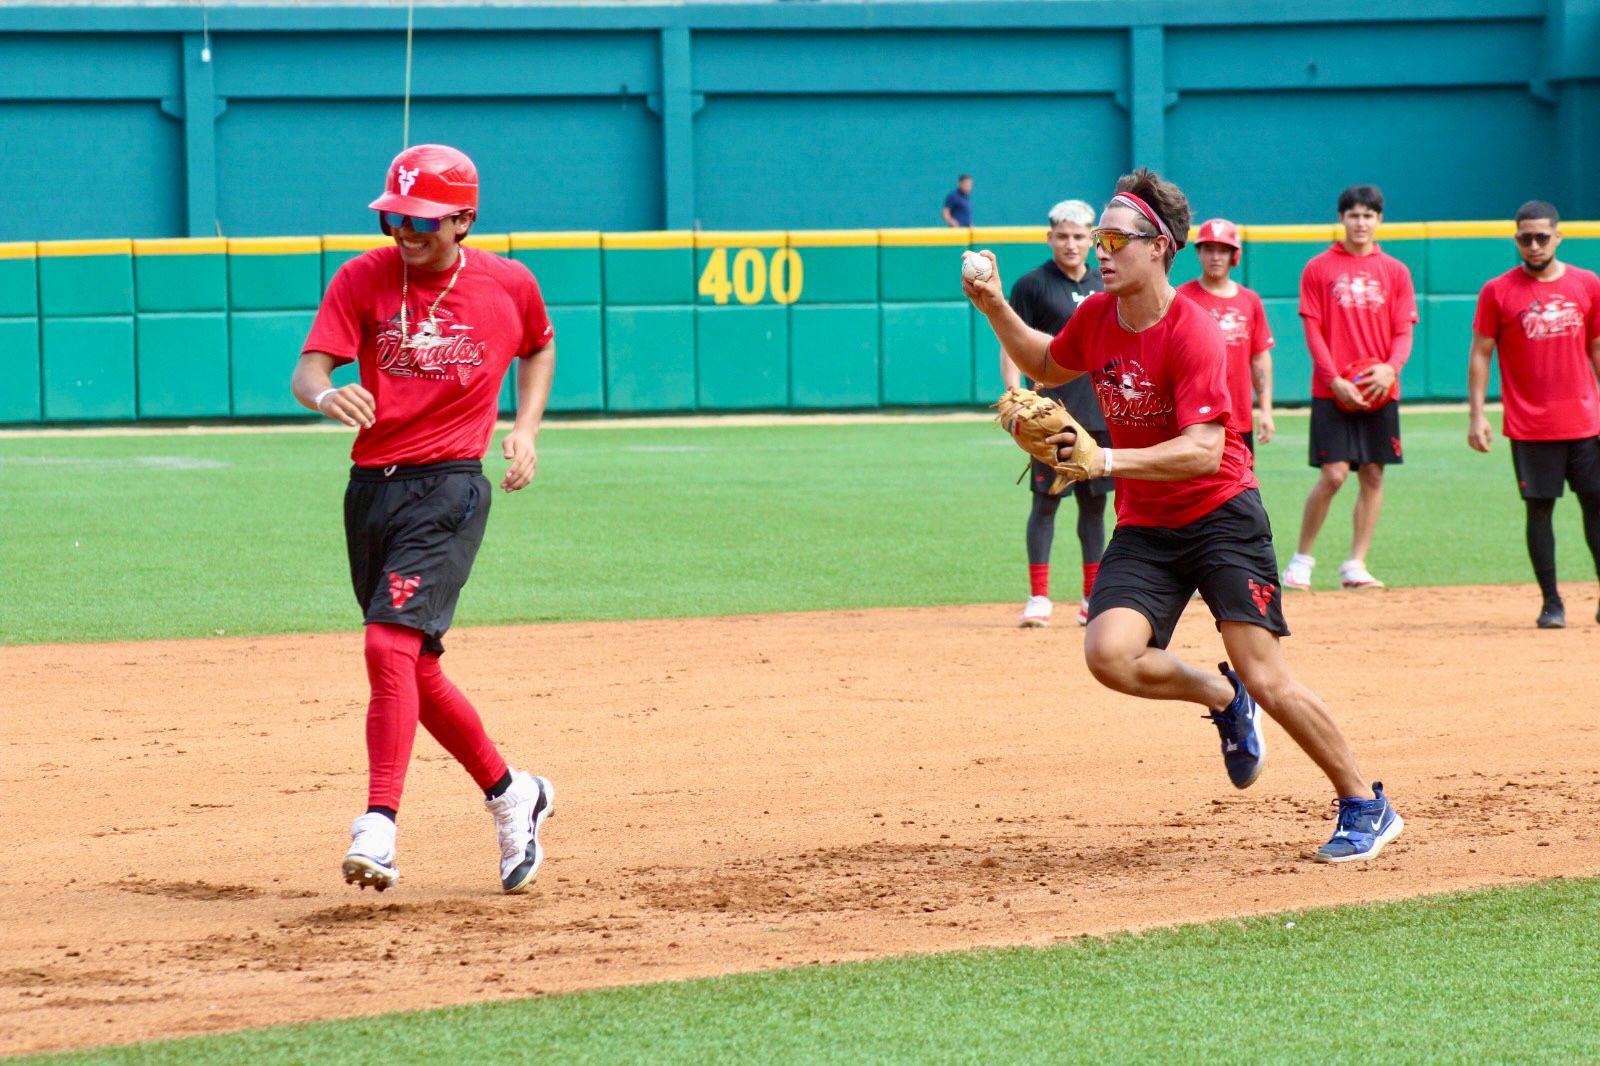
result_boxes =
[1115,286,1176,334]
[399,247,468,349]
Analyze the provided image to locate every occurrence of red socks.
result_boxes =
[1082,562,1100,600]
[363,623,424,811]
[362,622,510,811]
[418,654,508,791]
[1029,563,1050,597]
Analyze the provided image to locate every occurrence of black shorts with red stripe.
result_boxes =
[344,460,490,656]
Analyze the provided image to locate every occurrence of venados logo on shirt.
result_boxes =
[375,307,488,386]
[1331,271,1386,310]
[1211,306,1250,345]
[1093,356,1171,428]
[1518,296,1585,340]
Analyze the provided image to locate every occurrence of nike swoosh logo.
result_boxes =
[1072,292,1088,303]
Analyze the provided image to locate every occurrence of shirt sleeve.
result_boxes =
[518,269,555,357]
[1392,260,1420,325]
[302,261,364,365]
[1047,295,1095,371]
[1298,258,1324,323]
[1007,274,1032,323]
[1471,279,1501,340]
[1170,308,1232,429]
[1249,291,1275,354]
[1584,274,1600,345]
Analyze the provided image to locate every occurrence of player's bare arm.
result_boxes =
[1252,349,1276,443]
[1047,420,1224,482]
[292,351,376,428]
[1465,333,1496,452]
[501,340,556,493]
[999,348,1023,390]
[962,251,1078,387]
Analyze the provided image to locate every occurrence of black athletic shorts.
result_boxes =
[1308,398,1403,468]
[1511,437,1600,500]
[344,460,491,656]
[1030,429,1114,498]
[1086,488,1289,650]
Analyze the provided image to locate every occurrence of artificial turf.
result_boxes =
[1,408,1589,645]
[31,875,1600,1063]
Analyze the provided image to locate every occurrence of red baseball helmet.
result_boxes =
[1336,357,1398,413]
[1195,218,1242,264]
[368,144,479,219]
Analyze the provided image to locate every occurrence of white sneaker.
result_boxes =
[1076,599,1090,626]
[1339,560,1385,590]
[1283,553,1315,590]
[342,812,398,892]
[1021,595,1053,628]
[486,770,555,894]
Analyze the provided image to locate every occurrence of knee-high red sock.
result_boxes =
[417,654,509,791]
[1082,562,1100,600]
[364,623,424,811]
[1029,563,1050,597]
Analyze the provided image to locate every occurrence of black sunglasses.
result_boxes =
[1514,231,1555,248]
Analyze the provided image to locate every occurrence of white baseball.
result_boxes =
[961,250,992,283]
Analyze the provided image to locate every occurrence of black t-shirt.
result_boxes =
[1008,260,1105,432]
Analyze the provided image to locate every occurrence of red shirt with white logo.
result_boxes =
[1177,281,1275,434]
[1473,265,1600,441]
[1048,291,1257,528]
[1298,244,1418,400]
[304,246,554,467]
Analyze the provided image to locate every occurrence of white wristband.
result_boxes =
[312,387,338,411]
[1101,448,1115,475]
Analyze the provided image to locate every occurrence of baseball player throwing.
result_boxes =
[291,144,557,893]
[967,168,1403,862]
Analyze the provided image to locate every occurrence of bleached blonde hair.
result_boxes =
[1047,199,1096,228]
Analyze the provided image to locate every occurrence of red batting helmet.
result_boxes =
[368,144,479,219]
[1195,218,1242,264]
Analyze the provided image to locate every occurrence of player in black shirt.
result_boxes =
[1000,199,1110,627]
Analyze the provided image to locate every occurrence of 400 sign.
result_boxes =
[698,247,804,305]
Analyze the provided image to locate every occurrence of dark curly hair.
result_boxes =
[1113,167,1191,272]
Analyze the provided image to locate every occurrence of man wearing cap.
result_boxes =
[290,144,558,896]
[1177,219,1276,456]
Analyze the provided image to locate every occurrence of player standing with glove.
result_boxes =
[291,144,557,894]
[967,168,1402,863]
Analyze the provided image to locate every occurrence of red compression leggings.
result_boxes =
[363,622,510,811]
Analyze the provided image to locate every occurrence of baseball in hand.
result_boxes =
[961,250,993,283]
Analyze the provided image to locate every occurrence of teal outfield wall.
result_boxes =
[0,2,1597,242]
[3,222,1598,424]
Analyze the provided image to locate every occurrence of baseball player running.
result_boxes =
[1284,184,1418,591]
[1176,219,1276,456]
[965,168,1402,862]
[290,144,557,893]
[1466,200,1600,628]
[1000,199,1108,628]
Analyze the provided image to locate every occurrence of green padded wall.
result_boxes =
[133,239,227,313]
[510,233,603,306]
[881,304,972,405]
[1426,223,1514,295]
[42,316,135,421]
[545,305,604,412]
[880,228,969,303]
[322,236,389,289]
[788,232,877,305]
[694,232,788,309]
[602,233,693,306]
[790,305,878,409]
[604,307,694,412]
[37,241,133,317]
[228,238,323,311]
[697,305,787,409]
[1260,299,1311,404]
[0,244,39,423]
[231,311,317,417]
[135,314,230,418]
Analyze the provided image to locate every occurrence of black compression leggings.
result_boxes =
[1027,491,1107,567]
[1525,492,1600,601]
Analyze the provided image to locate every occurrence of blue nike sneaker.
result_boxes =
[1204,662,1265,789]
[1315,782,1404,863]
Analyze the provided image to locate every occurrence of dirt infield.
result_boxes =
[4,584,1599,1055]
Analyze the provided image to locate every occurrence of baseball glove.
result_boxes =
[994,386,1103,495]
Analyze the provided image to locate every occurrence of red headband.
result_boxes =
[1111,192,1174,243]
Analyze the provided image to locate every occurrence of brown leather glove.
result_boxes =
[994,386,1103,495]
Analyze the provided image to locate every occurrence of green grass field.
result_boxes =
[28,877,1600,1064]
[7,406,1596,1061]
[0,408,1588,645]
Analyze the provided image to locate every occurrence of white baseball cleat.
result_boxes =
[1020,595,1053,628]
[1283,554,1315,590]
[1339,560,1386,590]
[342,812,399,892]
[1076,598,1090,626]
[486,770,555,894]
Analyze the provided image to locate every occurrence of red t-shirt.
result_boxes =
[1176,281,1275,433]
[304,246,554,467]
[1298,244,1418,400]
[1473,265,1600,441]
[1048,291,1258,528]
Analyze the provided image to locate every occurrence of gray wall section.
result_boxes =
[0,2,1596,240]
